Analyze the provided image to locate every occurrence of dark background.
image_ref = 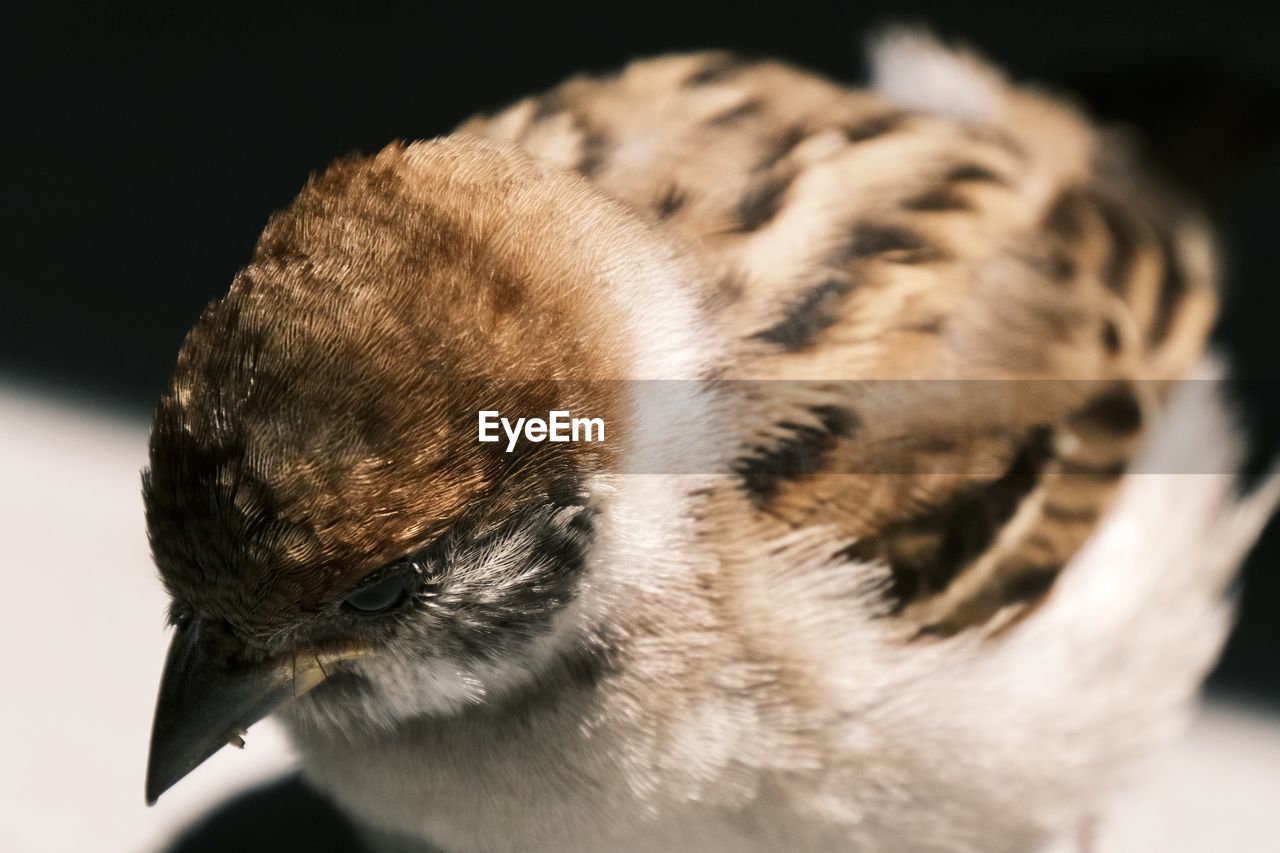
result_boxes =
[4,2,1279,847]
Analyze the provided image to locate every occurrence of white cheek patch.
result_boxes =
[355,654,489,724]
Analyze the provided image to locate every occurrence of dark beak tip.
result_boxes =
[144,618,331,806]
[144,743,185,807]
[144,764,169,807]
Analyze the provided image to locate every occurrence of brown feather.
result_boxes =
[466,51,1217,635]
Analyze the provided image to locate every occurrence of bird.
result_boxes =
[142,31,1280,852]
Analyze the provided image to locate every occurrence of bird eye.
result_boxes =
[342,570,412,614]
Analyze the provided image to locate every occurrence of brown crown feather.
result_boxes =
[144,139,626,640]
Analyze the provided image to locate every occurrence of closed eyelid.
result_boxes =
[342,571,414,613]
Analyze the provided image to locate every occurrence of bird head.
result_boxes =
[141,137,712,803]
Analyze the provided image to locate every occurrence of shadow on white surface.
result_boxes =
[2,380,1277,852]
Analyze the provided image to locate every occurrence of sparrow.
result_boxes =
[142,31,1280,852]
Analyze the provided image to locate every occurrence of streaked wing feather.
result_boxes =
[462,50,1216,635]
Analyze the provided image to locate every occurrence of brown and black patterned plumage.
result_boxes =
[463,44,1214,636]
[142,32,1276,853]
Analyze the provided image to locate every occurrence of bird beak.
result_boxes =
[144,617,364,805]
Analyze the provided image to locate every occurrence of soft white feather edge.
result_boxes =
[869,27,1008,123]
[978,353,1280,835]
[1011,352,1278,678]
[868,27,1096,210]
[777,353,1280,844]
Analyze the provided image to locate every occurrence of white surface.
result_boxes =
[0,384,295,853]
[1103,702,1280,852]
[1,381,1278,852]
